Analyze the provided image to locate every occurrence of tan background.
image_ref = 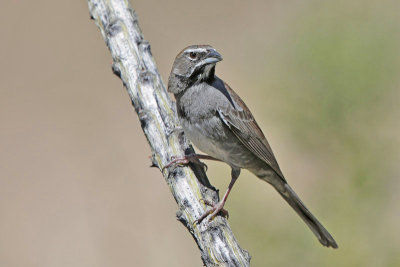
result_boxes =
[1,0,399,266]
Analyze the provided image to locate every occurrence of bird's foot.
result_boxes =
[162,154,208,172]
[195,199,229,224]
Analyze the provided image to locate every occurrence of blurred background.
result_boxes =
[1,0,399,266]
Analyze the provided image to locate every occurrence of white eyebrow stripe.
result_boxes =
[185,47,208,53]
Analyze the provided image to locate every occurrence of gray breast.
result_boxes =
[177,83,259,168]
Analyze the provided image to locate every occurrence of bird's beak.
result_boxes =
[203,49,223,64]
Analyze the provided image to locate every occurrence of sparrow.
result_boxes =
[166,45,338,248]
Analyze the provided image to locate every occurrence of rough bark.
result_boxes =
[88,0,251,266]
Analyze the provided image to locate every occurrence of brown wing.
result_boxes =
[217,82,285,180]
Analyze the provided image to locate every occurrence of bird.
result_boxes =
[166,44,338,248]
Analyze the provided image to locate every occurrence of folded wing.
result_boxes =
[217,82,285,180]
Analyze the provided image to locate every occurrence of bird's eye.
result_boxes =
[189,52,197,59]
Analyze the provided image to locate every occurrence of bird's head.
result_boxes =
[168,45,223,94]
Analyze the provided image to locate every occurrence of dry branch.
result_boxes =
[88,0,250,266]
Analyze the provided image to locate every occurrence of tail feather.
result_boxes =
[277,183,338,248]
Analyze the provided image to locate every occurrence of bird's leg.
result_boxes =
[162,154,222,172]
[195,168,240,224]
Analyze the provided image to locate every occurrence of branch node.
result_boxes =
[111,62,121,78]
[106,19,122,37]
[139,41,152,55]
[138,110,150,130]
[150,154,159,168]
[138,69,154,84]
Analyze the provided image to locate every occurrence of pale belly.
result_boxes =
[180,116,257,169]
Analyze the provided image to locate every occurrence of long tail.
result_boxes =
[276,182,338,248]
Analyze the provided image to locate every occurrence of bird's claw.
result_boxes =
[162,156,188,172]
[194,200,229,224]
[162,154,208,173]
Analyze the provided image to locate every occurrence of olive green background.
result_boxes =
[1,0,399,266]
